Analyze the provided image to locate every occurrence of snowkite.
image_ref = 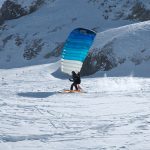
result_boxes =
[61,28,96,75]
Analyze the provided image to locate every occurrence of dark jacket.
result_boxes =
[69,71,81,84]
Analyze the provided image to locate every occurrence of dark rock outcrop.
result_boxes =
[0,0,27,21]
[0,11,4,25]
[29,0,45,13]
[127,2,150,21]
[0,0,44,25]
[80,41,119,76]
[23,39,44,60]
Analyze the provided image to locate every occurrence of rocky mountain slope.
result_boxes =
[81,21,150,76]
[0,0,150,76]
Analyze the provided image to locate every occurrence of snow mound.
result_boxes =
[81,21,150,77]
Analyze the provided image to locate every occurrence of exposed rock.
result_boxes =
[0,0,44,25]
[23,39,44,60]
[15,35,24,46]
[127,2,150,21]
[81,41,118,76]
[88,0,150,21]
[0,11,4,25]
[29,0,45,13]
[0,0,27,20]
[81,38,134,76]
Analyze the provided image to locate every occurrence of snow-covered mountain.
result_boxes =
[81,21,150,77]
[0,0,150,76]
[0,1,150,150]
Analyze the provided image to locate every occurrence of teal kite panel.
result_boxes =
[62,28,96,62]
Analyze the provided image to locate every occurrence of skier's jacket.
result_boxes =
[69,71,81,84]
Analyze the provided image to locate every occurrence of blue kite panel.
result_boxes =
[62,28,96,62]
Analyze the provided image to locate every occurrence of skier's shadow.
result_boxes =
[18,91,56,98]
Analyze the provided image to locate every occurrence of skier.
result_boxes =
[69,71,81,90]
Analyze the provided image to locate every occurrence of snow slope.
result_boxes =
[0,62,150,150]
[1,0,150,77]
[0,0,134,68]
[89,20,150,77]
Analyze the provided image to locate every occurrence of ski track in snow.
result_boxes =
[0,64,150,150]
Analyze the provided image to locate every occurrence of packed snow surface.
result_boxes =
[0,62,150,150]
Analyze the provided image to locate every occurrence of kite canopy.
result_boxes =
[61,28,96,75]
